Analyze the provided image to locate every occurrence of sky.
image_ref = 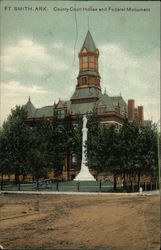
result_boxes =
[0,0,160,125]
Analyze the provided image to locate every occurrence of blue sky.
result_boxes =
[0,1,160,125]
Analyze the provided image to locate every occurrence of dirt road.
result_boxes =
[0,194,160,249]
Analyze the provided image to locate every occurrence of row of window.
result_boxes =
[82,56,95,63]
[56,108,125,118]
[80,56,98,71]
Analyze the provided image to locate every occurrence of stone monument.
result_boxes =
[74,115,96,181]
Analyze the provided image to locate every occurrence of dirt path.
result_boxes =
[0,194,160,249]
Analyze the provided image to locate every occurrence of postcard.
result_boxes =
[0,1,160,249]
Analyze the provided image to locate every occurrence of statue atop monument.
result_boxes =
[83,115,87,128]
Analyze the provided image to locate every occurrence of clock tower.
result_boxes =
[77,30,101,90]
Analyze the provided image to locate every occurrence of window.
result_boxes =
[61,109,65,118]
[89,56,94,62]
[82,56,88,63]
[58,110,61,119]
[89,56,95,70]
[89,63,95,70]
[82,56,88,70]
[58,109,65,119]
[97,107,104,115]
[82,77,87,84]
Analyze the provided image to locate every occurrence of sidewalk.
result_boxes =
[0,190,160,196]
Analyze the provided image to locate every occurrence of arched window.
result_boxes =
[82,77,87,84]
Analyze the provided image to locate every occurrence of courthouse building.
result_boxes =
[24,31,144,180]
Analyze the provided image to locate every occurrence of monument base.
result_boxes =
[74,165,96,181]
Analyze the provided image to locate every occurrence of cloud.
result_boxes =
[0,81,52,125]
[1,81,48,95]
[100,44,139,71]
[52,42,63,49]
[1,38,69,77]
[0,40,159,125]
[0,78,74,125]
[99,43,160,122]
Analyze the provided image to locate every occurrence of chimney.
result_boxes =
[128,99,135,122]
[138,106,144,126]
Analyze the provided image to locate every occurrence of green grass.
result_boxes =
[2,181,157,193]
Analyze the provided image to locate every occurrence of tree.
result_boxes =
[135,123,158,188]
[105,125,121,190]
[0,128,12,184]
[86,111,121,188]
[47,116,66,178]
[86,115,158,191]
[118,121,158,189]
[86,110,123,189]
[61,114,76,180]
[27,149,48,182]
[119,121,140,187]
[1,106,32,184]
[27,118,52,181]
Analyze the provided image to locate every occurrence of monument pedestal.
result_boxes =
[74,164,96,181]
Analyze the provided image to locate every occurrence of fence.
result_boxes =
[0,180,159,193]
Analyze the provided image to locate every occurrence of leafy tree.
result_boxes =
[0,128,12,184]
[110,121,159,190]
[27,118,52,181]
[106,125,121,190]
[61,114,76,180]
[86,115,159,191]
[1,106,32,184]
[135,123,158,188]
[1,103,158,190]
[87,111,121,187]
[47,116,66,178]
[119,121,140,187]
[27,149,48,182]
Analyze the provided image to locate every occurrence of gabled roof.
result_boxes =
[110,96,128,115]
[97,94,115,112]
[24,97,36,118]
[95,94,128,115]
[81,30,97,52]
[55,99,68,109]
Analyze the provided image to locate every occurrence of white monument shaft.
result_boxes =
[74,115,96,181]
